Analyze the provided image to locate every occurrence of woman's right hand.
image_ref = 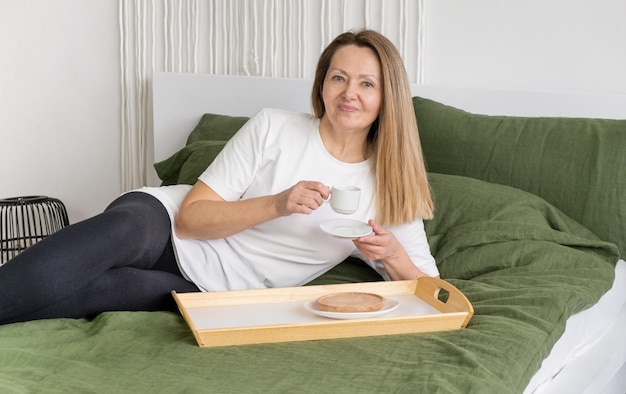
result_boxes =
[274,181,330,216]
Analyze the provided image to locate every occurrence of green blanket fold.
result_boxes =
[0,173,618,393]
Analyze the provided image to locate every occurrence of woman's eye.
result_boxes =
[363,81,374,88]
[331,75,345,82]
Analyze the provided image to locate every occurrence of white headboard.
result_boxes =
[152,73,312,164]
[151,71,626,184]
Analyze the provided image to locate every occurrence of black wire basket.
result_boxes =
[0,196,69,264]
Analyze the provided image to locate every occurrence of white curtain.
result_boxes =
[119,0,424,189]
[119,0,199,191]
[207,0,425,82]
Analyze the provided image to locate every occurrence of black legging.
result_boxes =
[0,192,200,325]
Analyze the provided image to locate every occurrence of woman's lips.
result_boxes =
[339,104,357,112]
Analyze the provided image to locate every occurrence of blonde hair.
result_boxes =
[312,30,434,225]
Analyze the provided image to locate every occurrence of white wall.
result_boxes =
[0,1,120,223]
[1,0,624,223]
[423,0,626,94]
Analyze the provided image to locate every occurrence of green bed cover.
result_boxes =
[0,173,618,393]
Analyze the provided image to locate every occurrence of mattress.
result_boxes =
[526,259,626,393]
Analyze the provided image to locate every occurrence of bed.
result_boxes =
[1,73,625,393]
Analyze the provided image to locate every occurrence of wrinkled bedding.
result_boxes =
[0,173,618,393]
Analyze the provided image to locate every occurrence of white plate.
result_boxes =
[303,298,400,320]
[320,219,372,239]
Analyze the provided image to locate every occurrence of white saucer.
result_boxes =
[320,219,372,239]
[303,298,400,320]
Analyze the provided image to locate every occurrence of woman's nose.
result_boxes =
[342,82,358,99]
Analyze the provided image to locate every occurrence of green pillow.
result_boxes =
[413,97,625,256]
[154,114,249,185]
[153,141,225,185]
[186,113,249,144]
[179,141,228,185]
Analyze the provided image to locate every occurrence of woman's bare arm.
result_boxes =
[174,180,329,240]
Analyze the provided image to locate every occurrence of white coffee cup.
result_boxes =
[328,184,361,214]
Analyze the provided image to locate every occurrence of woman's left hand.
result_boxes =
[352,219,401,262]
[353,219,434,280]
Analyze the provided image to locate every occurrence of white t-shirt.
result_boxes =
[140,108,438,291]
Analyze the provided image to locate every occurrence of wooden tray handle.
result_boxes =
[414,277,474,328]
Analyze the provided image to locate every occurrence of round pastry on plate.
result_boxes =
[315,292,385,313]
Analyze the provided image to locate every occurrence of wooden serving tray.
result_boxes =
[172,277,473,348]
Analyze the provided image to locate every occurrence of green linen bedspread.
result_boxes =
[0,173,618,393]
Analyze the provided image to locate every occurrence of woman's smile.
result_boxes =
[339,104,358,112]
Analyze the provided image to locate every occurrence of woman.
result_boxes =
[0,30,437,325]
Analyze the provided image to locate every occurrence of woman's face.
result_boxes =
[321,45,382,136]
